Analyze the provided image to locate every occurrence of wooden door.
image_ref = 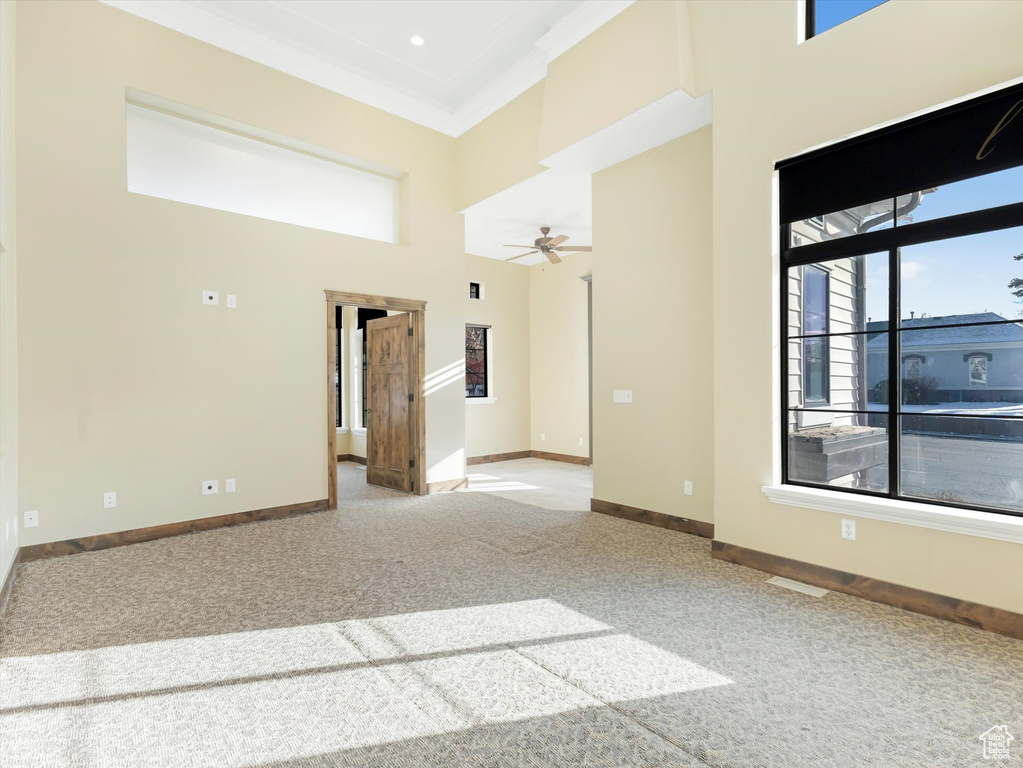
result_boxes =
[366,313,413,492]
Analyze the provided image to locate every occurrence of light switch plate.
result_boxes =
[202,480,219,495]
[202,290,219,306]
[613,390,633,403]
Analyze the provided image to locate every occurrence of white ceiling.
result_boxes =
[102,0,634,136]
[463,169,591,266]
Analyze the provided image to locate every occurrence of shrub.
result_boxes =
[874,376,939,405]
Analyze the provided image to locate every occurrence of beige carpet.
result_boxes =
[1,469,1021,767]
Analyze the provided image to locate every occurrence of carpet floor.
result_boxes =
[1,473,1021,767]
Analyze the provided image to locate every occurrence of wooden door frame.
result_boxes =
[325,290,427,508]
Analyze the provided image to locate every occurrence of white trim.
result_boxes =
[351,427,367,437]
[100,0,634,137]
[762,484,1023,544]
[335,427,349,435]
[466,396,497,405]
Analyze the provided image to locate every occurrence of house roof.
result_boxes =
[867,313,1023,349]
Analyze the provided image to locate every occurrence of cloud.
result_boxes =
[901,260,925,280]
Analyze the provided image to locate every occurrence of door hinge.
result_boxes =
[409,459,415,469]
[408,327,413,337]
[408,393,414,402]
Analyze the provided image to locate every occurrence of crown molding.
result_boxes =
[100,0,635,138]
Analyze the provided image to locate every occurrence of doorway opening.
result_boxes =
[325,290,426,508]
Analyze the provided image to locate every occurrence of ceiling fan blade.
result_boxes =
[505,250,539,261]
[556,245,592,252]
[546,234,569,247]
[503,244,538,248]
[545,250,563,264]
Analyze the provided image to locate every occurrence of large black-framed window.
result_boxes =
[465,325,489,398]
[778,82,1023,518]
[805,0,888,40]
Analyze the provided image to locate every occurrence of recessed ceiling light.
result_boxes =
[410,35,424,46]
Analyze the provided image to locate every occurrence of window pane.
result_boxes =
[803,266,829,333]
[900,415,1023,512]
[466,374,486,398]
[898,226,1023,327]
[813,0,888,36]
[896,167,1023,226]
[789,198,895,247]
[788,412,889,492]
[466,348,485,374]
[787,255,888,337]
[787,333,888,412]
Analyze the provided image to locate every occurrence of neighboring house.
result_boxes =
[866,313,1023,403]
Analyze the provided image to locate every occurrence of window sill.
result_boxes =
[762,484,1023,544]
[466,397,497,405]
[351,427,367,436]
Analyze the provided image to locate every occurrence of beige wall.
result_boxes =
[592,127,714,523]
[0,0,18,580]
[456,82,547,212]
[538,0,695,160]
[529,253,591,459]
[464,254,531,458]
[689,0,1023,612]
[16,0,466,546]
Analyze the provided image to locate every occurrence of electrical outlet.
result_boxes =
[226,294,237,309]
[202,290,219,306]
[103,491,117,509]
[202,480,219,495]
[24,510,38,528]
[579,437,584,446]
[841,518,856,540]
[225,478,236,493]
[541,433,545,441]
[684,480,693,496]
[613,390,633,403]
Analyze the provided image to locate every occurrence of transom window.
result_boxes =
[805,0,888,40]
[778,82,1023,517]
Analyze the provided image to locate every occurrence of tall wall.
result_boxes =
[15,0,466,546]
[529,252,592,459]
[690,0,1023,612]
[592,127,714,523]
[0,0,18,581]
[464,254,531,458]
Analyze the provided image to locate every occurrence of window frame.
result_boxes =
[465,324,490,399]
[469,282,481,300]
[780,200,1023,519]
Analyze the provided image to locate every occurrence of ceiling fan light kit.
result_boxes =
[503,226,592,264]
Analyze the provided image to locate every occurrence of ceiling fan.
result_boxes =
[503,227,592,264]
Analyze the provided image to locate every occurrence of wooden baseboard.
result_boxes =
[427,477,468,494]
[337,454,367,465]
[0,549,19,615]
[467,450,590,466]
[590,498,714,539]
[466,451,532,466]
[531,450,590,466]
[20,498,331,562]
[711,540,1023,642]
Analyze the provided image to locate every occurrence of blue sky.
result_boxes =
[864,166,1023,324]
[814,0,889,36]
